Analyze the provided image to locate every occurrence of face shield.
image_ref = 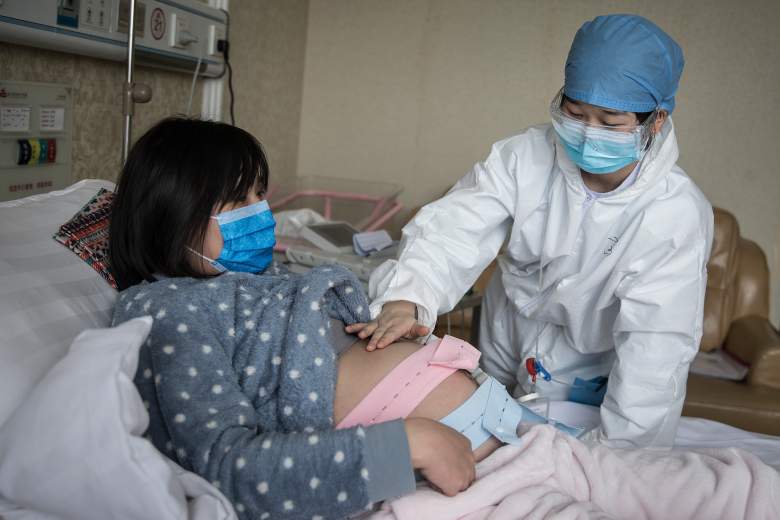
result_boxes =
[549,88,659,174]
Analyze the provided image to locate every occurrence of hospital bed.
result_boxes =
[0,179,778,519]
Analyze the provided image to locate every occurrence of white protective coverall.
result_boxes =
[369,119,713,448]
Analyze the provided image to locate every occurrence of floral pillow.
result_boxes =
[53,188,117,289]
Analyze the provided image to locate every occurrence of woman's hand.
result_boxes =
[404,417,476,496]
[345,300,430,351]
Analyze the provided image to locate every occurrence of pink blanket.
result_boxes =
[372,425,780,520]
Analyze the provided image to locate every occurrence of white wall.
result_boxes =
[297,0,780,325]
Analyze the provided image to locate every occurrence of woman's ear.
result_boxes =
[653,110,668,134]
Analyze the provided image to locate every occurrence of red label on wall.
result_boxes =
[151,8,166,40]
[47,139,57,162]
[7,180,53,193]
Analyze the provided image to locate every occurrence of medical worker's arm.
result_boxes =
[363,141,518,347]
[347,300,430,351]
[586,209,713,448]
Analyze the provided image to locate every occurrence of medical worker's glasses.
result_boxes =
[549,88,658,148]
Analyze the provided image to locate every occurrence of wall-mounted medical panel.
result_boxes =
[0,81,73,202]
[0,0,226,77]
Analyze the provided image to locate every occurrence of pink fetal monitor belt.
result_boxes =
[335,335,480,430]
[336,334,585,449]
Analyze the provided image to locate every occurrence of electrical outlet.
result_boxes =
[169,12,194,49]
[208,24,226,56]
[81,0,110,32]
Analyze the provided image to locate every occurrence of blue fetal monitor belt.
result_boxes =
[440,370,585,450]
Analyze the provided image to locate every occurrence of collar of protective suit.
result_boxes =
[531,118,679,273]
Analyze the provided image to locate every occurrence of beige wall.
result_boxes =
[0,41,200,183]
[229,0,309,184]
[298,0,780,325]
[3,2,777,323]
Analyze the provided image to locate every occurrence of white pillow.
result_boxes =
[0,317,236,520]
[0,179,118,425]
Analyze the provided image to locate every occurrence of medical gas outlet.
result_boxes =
[16,138,57,165]
[0,81,73,202]
[0,0,227,77]
[170,12,198,49]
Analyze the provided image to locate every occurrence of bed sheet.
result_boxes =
[548,400,780,471]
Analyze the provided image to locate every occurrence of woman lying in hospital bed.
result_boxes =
[110,118,778,520]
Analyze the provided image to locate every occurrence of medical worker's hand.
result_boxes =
[346,300,430,351]
[405,417,476,496]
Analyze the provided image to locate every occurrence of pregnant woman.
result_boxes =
[110,117,559,520]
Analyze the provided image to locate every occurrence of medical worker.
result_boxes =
[350,14,714,448]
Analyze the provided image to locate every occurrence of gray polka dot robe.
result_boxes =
[112,264,414,519]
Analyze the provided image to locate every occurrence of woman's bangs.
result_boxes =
[217,133,266,205]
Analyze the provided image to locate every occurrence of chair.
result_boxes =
[683,208,780,435]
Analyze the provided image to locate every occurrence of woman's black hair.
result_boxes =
[109,117,270,290]
[634,110,654,124]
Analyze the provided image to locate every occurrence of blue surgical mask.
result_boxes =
[552,117,644,174]
[190,200,276,274]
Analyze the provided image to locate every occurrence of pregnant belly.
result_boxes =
[334,338,501,461]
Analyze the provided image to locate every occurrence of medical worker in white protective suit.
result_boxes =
[348,14,714,448]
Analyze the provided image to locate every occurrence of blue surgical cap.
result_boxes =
[564,14,684,114]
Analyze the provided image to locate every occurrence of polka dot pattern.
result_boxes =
[115,265,375,517]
